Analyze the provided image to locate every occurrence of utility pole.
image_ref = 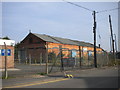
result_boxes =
[78,46,82,68]
[93,11,97,68]
[110,36,112,52]
[4,42,8,79]
[109,15,115,59]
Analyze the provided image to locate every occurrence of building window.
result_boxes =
[29,38,33,44]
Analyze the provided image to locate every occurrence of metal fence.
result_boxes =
[13,46,115,77]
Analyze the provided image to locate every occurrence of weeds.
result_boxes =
[2,76,15,79]
[37,72,47,75]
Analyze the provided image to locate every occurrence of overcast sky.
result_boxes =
[1,1,118,51]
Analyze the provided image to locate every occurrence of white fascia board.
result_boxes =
[0,39,15,46]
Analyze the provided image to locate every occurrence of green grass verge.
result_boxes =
[1,76,15,79]
[36,72,47,75]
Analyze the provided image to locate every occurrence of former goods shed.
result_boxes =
[18,33,103,64]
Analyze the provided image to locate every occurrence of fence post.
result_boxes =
[18,50,21,64]
[79,46,82,68]
[29,54,31,64]
[87,51,90,67]
[59,45,64,71]
[26,60,27,64]
[40,53,42,65]
[45,43,48,74]
[4,42,8,79]
[35,59,37,64]
[25,48,28,64]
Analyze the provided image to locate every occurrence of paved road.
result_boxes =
[3,66,119,88]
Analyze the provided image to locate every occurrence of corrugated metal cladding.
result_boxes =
[32,33,94,47]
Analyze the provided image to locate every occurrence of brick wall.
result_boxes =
[48,42,102,58]
[0,45,14,69]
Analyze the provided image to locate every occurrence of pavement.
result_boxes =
[0,68,20,72]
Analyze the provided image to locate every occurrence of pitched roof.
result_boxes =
[32,33,59,43]
[32,33,95,47]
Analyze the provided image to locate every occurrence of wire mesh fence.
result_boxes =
[13,45,117,78]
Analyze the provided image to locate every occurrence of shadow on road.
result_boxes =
[48,75,119,88]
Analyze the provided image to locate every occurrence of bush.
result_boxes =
[108,59,120,66]
[37,72,47,75]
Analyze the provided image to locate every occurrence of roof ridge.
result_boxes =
[46,35,63,44]
[32,33,95,47]
[33,33,83,43]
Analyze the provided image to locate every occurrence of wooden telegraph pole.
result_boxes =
[93,11,97,68]
[109,15,115,59]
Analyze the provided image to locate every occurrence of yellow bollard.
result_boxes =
[69,74,74,78]
[65,74,74,78]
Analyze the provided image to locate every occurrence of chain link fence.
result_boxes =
[13,45,117,78]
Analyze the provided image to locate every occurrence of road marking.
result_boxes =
[4,78,69,88]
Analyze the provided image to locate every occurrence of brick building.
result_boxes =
[18,33,103,65]
[0,39,15,69]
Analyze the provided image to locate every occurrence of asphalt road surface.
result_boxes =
[3,66,119,88]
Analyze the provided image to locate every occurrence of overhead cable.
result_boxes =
[62,0,94,12]
[96,7,120,13]
[63,0,119,14]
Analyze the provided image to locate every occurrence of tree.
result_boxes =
[15,42,20,48]
[2,36,10,40]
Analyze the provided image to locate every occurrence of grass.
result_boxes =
[1,76,15,79]
[37,72,47,75]
[107,59,120,67]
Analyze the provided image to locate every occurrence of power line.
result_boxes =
[62,0,117,54]
[62,0,93,12]
[96,7,120,13]
[63,0,119,14]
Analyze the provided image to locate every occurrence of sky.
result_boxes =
[1,1,119,51]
